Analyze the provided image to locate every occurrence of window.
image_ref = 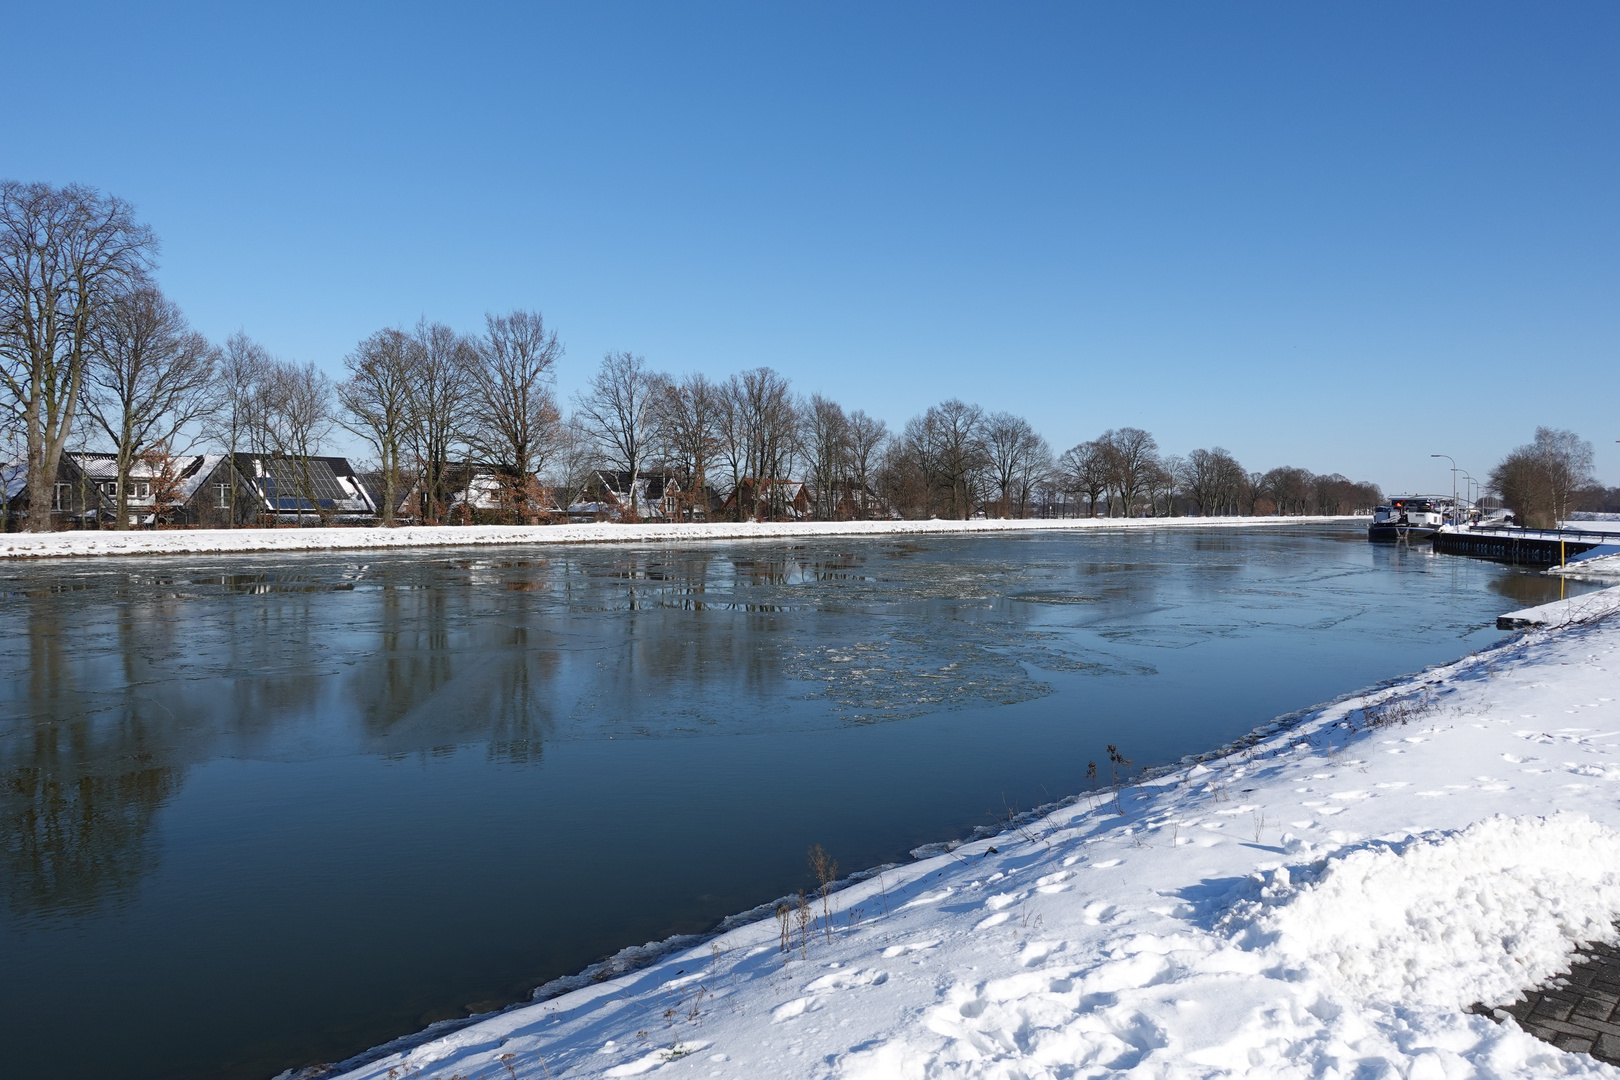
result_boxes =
[216,483,230,510]
[53,483,69,510]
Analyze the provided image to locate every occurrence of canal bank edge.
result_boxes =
[2,515,1360,560]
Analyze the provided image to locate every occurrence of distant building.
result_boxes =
[571,470,688,521]
[218,453,378,523]
[718,478,812,520]
[399,462,561,524]
[5,452,381,528]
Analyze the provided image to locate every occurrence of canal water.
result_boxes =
[0,526,1596,1080]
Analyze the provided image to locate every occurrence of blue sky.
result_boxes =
[5,2,1616,493]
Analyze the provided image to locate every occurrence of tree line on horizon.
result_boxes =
[7,179,1607,532]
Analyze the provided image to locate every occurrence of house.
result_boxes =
[65,452,235,527]
[400,462,561,524]
[826,481,899,521]
[5,451,378,528]
[717,478,813,521]
[570,470,686,521]
[197,453,379,524]
[3,455,102,528]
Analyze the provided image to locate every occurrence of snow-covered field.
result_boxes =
[316,598,1620,1080]
[0,516,1356,560]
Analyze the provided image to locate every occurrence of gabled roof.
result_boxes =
[173,454,230,500]
[233,453,377,514]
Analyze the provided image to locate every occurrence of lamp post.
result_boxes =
[1430,454,1458,526]
[1459,471,1478,519]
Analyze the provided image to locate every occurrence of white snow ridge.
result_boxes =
[1237,813,1620,1010]
[326,616,1620,1080]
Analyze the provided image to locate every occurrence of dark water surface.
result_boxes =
[0,526,1596,1079]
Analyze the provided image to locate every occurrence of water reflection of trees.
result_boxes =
[0,540,1072,918]
[1,593,187,917]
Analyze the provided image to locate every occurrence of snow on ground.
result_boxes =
[319,607,1620,1080]
[0,516,1356,560]
[1557,555,1620,584]
[1500,585,1620,629]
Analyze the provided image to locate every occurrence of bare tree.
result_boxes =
[1180,447,1246,517]
[1243,470,1266,516]
[920,399,988,519]
[544,415,599,513]
[81,285,217,529]
[725,367,797,520]
[261,359,334,524]
[337,328,416,526]
[405,320,477,525]
[1150,456,1182,516]
[845,409,888,519]
[985,412,1048,518]
[0,181,157,530]
[467,309,564,522]
[575,351,664,519]
[1097,427,1159,518]
[801,394,849,519]
[202,332,274,525]
[1059,440,1109,517]
[1490,427,1597,528]
[653,373,721,521]
[1262,466,1313,515]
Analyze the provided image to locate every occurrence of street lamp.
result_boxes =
[1430,454,1458,525]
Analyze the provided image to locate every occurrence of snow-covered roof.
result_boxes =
[172,454,229,500]
[1,459,26,502]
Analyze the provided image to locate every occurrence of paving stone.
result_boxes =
[1555,1033,1596,1054]
[1474,931,1620,1065]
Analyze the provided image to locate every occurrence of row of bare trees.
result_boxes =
[2,180,1391,531]
[334,312,563,525]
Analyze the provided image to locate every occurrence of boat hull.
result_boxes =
[1368,523,1442,543]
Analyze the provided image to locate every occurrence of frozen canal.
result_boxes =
[0,525,1595,1080]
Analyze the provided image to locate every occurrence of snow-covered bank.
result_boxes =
[1499,585,1620,629]
[1556,554,1620,584]
[318,606,1620,1079]
[0,516,1357,561]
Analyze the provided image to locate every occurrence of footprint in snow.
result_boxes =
[1035,870,1072,895]
[881,940,940,959]
[1020,940,1063,967]
[1083,901,1116,925]
[975,912,1013,931]
[771,996,819,1023]
[1091,858,1123,869]
[899,887,955,910]
[805,968,887,992]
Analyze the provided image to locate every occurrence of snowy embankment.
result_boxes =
[320,608,1620,1079]
[0,516,1355,561]
[1500,586,1620,629]
[1556,555,1620,584]
[1552,519,1620,581]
